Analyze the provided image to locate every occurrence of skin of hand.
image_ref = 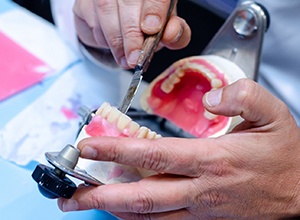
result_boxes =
[73,0,191,69]
[58,78,300,219]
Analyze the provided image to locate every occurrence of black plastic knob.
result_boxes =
[32,164,77,199]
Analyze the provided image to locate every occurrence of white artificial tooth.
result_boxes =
[182,62,191,69]
[117,113,132,131]
[211,79,223,88]
[129,121,140,135]
[161,83,174,93]
[146,131,157,139]
[96,102,110,115]
[136,126,149,138]
[170,74,181,84]
[205,72,213,80]
[107,107,121,124]
[204,109,217,120]
[155,134,162,139]
[101,104,112,119]
[175,69,185,77]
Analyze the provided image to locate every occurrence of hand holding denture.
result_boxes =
[58,78,300,219]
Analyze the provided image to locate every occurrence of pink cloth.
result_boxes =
[0,31,52,101]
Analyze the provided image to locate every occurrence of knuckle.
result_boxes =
[94,0,111,8]
[148,0,170,5]
[88,191,106,210]
[128,188,154,213]
[198,189,225,208]
[122,27,143,40]
[236,78,253,98]
[141,142,167,172]
[209,161,231,177]
[108,35,123,50]
[93,0,118,16]
[235,78,257,108]
[206,190,224,207]
[104,138,122,161]
[144,0,171,15]
[190,179,226,209]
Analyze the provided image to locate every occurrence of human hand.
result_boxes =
[58,78,300,219]
[73,0,191,69]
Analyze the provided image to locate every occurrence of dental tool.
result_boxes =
[119,0,177,114]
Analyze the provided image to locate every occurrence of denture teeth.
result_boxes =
[107,107,121,124]
[169,74,181,84]
[136,126,149,138]
[96,102,110,115]
[117,113,132,132]
[161,83,174,93]
[129,121,140,135]
[146,131,157,139]
[161,62,222,95]
[92,102,163,139]
[155,134,162,138]
[211,79,223,88]
[175,69,184,77]
[101,103,112,119]
[161,68,185,94]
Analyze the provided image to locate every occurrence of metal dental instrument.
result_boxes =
[119,0,177,114]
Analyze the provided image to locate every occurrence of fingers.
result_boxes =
[141,0,174,35]
[161,16,191,50]
[94,0,128,67]
[58,175,192,213]
[77,136,223,176]
[203,78,290,127]
[117,1,144,68]
[74,0,191,69]
[141,0,191,50]
[111,209,193,220]
[73,0,109,48]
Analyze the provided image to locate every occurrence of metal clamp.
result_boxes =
[202,1,270,80]
[32,108,102,199]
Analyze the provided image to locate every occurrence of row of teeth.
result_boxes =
[161,62,223,94]
[160,61,220,121]
[96,102,162,139]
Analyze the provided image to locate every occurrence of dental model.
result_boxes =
[76,55,247,184]
[76,55,246,184]
[140,55,247,138]
[75,102,160,184]
[33,2,268,196]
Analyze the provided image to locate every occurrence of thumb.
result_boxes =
[141,0,177,34]
[202,78,288,127]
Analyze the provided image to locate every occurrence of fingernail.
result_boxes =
[205,88,222,107]
[173,27,183,43]
[142,15,161,30]
[81,146,97,159]
[128,50,140,66]
[120,56,128,68]
[62,199,78,212]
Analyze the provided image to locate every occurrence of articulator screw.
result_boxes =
[31,145,79,199]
